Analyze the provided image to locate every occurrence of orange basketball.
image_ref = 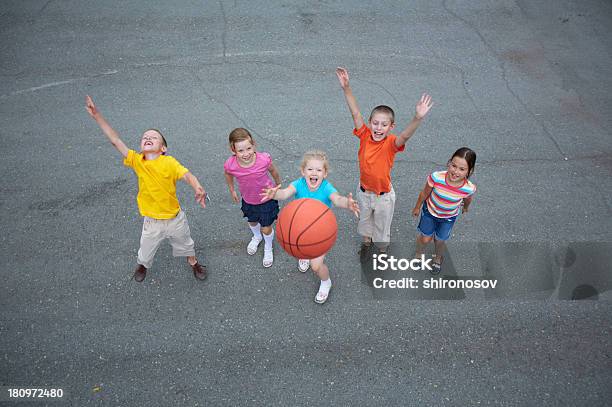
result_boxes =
[276,198,338,259]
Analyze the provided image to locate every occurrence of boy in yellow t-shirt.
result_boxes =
[85,96,208,282]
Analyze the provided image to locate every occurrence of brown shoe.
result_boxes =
[134,264,147,282]
[191,262,207,280]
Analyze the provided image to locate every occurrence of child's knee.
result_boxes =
[420,235,433,244]
[310,257,326,273]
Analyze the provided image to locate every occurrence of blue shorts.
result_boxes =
[241,199,279,227]
[417,202,457,241]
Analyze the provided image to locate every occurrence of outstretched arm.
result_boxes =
[412,183,433,217]
[395,93,434,148]
[336,67,365,130]
[182,172,207,208]
[330,192,360,218]
[260,184,296,202]
[85,95,129,157]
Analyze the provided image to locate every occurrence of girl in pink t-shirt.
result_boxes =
[224,128,281,267]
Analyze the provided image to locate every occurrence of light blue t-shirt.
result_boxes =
[291,178,338,208]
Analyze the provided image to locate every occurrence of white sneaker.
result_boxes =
[298,259,310,273]
[315,284,331,304]
[247,236,262,255]
[263,248,273,268]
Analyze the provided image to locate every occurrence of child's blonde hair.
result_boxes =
[228,128,254,150]
[300,150,330,173]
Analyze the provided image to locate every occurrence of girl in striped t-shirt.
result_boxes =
[412,148,477,273]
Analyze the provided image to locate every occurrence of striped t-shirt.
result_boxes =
[426,171,477,218]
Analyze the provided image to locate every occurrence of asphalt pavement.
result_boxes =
[1,0,611,406]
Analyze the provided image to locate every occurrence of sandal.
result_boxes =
[298,259,310,273]
[247,236,262,255]
[263,248,273,268]
[430,255,442,275]
[314,286,331,304]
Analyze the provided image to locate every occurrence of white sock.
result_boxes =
[263,230,274,250]
[320,278,332,292]
[249,223,262,240]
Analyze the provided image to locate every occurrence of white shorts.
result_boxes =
[356,185,396,246]
[137,210,195,268]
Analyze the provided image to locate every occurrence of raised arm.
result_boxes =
[412,182,433,217]
[395,93,434,148]
[182,172,207,208]
[85,95,129,157]
[330,192,360,218]
[336,67,365,130]
[260,184,296,202]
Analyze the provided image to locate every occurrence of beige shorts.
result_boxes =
[356,185,396,246]
[137,210,195,269]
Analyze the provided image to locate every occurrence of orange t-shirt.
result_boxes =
[353,124,405,194]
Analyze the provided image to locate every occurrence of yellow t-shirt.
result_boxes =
[124,150,189,219]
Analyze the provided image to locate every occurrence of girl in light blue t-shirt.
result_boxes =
[261,150,359,304]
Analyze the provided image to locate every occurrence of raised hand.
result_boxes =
[85,95,99,118]
[415,93,434,119]
[335,67,350,89]
[260,184,281,202]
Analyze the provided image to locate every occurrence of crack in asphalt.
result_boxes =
[218,0,228,59]
[441,0,567,159]
[189,67,296,159]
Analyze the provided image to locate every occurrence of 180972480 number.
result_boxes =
[6,388,64,399]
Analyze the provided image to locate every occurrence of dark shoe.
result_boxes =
[134,264,147,282]
[430,261,442,275]
[191,262,208,280]
[358,242,372,264]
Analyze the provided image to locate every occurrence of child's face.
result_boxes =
[140,130,166,154]
[369,112,395,141]
[301,159,327,190]
[447,156,469,183]
[232,139,256,165]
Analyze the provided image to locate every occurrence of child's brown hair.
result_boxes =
[228,128,254,150]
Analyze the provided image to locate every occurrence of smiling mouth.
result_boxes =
[144,141,153,146]
[308,176,319,184]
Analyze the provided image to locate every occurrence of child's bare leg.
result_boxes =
[310,255,329,281]
[433,238,446,264]
[187,256,197,265]
[415,234,432,258]
[261,225,272,235]
[311,254,331,303]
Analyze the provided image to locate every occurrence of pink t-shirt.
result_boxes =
[224,152,276,204]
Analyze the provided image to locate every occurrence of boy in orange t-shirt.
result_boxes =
[336,67,433,252]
